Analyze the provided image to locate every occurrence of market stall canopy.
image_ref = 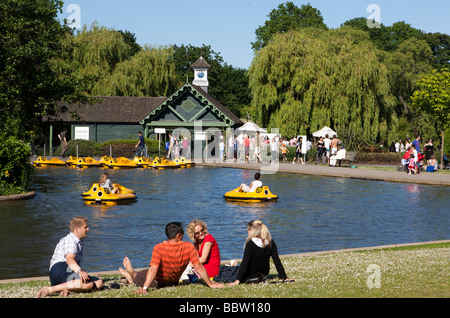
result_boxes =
[236,121,267,133]
[312,126,337,138]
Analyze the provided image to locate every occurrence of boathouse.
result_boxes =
[45,57,243,153]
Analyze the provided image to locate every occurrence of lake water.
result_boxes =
[0,165,449,279]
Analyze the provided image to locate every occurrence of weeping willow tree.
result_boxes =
[93,45,180,97]
[249,27,397,149]
[69,24,136,95]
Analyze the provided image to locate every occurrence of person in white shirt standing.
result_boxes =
[323,134,332,164]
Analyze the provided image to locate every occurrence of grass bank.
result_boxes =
[1,242,448,298]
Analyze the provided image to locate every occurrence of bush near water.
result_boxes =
[0,134,35,196]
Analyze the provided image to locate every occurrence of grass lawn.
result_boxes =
[1,242,448,299]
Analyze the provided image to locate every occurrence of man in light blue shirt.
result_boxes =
[37,217,103,297]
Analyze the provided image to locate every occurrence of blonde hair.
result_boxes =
[186,219,209,242]
[245,219,272,248]
[99,173,108,185]
[69,217,87,232]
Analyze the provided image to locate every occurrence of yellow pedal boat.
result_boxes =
[223,186,278,203]
[149,157,179,169]
[33,156,67,167]
[66,156,79,165]
[68,156,102,168]
[180,157,196,168]
[104,157,139,169]
[133,156,152,167]
[173,157,196,168]
[99,156,113,166]
[82,183,136,204]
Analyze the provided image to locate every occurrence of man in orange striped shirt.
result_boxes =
[121,222,224,294]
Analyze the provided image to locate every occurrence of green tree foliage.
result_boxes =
[421,32,450,69]
[411,68,450,167]
[93,45,180,97]
[172,44,250,117]
[249,28,397,149]
[0,0,87,138]
[215,64,251,119]
[381,38,434,136]
[340,17,448,144]
[0,133,34,195]
[68,24,137,95]
[252,2,327,51]
[342,18,424,52]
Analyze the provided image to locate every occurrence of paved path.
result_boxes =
[197,161,450,186]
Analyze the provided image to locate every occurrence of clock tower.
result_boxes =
[191,56,211,93]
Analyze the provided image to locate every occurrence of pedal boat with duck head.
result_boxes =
[223,186,278,203]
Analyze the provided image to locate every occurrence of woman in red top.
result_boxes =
[243,134,250,163]
[187,219,221,278]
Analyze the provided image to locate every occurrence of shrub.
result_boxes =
[0,134,35,195]
[54,139,160,158]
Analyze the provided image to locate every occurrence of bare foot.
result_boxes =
[123,256,134,273]
[119,267,134,284]
[37,286,50,298]
[60,289,69,297]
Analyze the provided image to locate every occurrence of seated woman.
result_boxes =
[428,154,438,172]
[187,219,220,279]
[227,220,295,285]
[99,172,119,194]
[238,172,262,192]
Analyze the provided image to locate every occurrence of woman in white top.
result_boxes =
[238,172,262,193]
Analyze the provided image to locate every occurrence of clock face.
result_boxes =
[197,71,205,79]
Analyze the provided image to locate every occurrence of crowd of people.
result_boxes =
[226,133,313,164]
[395,135,446,174]
[37,217,295,297]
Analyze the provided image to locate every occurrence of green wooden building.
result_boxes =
[46,57,243,154]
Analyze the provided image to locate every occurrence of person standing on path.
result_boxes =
[58,128,68,158]
[411,135,421,152]
[134,131,145,157]
[330,135,341,157]
[323,134,331,164]
[167,133,174,159]
[315,137,325,164]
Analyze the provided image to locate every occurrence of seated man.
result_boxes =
[37,217,103,297]
[118,222,224,293]
[329,148,346,166]
[238,172,262,193]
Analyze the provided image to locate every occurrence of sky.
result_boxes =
[59,0,450,69]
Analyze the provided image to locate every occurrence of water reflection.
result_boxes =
[0,165,448,279]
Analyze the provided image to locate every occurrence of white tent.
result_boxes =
[236,121,267,133]
[312,126,337,138]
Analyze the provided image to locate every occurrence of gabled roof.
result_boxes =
[46,83,242,127]
[48,96,166,123]
[139,82,243,126]
[190,83,243,125]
